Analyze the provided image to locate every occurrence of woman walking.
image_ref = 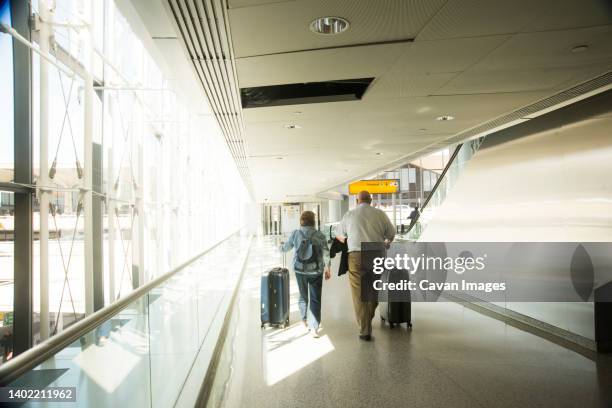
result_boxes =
[281,211,329,338]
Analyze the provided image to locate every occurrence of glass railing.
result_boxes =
[0,233,251,408]
[400,137,485,242]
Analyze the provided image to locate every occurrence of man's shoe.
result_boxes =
[311,328,320,338]
[359,334,372,341]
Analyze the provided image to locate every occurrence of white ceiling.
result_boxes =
[126,0,612,202]
[226,0,612,201]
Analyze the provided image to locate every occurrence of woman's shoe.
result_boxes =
[311,328,320,338]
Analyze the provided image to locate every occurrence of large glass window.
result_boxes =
[13,0,248,349]
[0,0,14,365]
[0,0,13,183]
[0,190,14,363]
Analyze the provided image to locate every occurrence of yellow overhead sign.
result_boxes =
[348,179,399,195]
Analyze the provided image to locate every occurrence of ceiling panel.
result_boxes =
[365,36,511,98]
[351,93,550,123]
[228,0,447,57]
[416,0,554,40]
[366,72,457,98]
[403,35,510,73]
[466,25,612,72]
[235,42,409,87]
[228,0,294,8]
[520,0,612,32]
[241,100,355,123]
[435,65,612,95]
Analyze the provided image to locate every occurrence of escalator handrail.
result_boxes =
[0,230,241,386]
[406,143,463,234]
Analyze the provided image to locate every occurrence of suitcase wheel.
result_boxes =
[407,323,413,330]
[389,322,395,329]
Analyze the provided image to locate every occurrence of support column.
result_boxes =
[392,193,396,227]
[12,0,33,355]
[398,191,403,233]
[82,1,94,317]
[37,0,51,341]
[137,143,145,285]
[92,141,104,311]
[107,147,116,302]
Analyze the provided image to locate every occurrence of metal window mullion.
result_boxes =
[37,0,52,342]
[11,0,33,355]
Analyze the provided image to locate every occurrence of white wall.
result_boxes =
[421,104,612,340]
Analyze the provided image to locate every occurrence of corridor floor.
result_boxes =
[220,236,612,408]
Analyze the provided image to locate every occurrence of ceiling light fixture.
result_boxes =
[284,124,301,129]
[571,44,589,53]
[436,115,454,121]
[376,152,384,156]
[309,16,350,35]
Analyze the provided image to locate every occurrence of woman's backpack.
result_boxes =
[294,230,320,272]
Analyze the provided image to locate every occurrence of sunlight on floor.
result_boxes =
[73,339,142,393]
[264,324,335,386]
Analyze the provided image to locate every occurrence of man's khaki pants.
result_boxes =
[348,251,378,336]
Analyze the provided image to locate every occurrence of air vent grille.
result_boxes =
[168,0,253,195]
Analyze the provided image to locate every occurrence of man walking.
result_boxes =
[334,190,395,341]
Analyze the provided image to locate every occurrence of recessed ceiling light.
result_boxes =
[571,44,589,53]
[376,152,384,156]
[284,124,301,129]
[309,16,350,35]
[275,156,284,160]
[436,115,454,121]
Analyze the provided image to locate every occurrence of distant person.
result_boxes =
[335,190,395,341]
[408,205,420,229]
[281,211,329,338]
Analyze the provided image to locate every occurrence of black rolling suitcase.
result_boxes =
[380,267,412,330]
[261,254,290,328]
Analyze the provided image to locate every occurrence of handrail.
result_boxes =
[405,143,463,234]
[0,230,241,386]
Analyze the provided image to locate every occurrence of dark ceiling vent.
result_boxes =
[241,78,374,108]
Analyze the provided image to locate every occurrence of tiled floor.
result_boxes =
[221,236,612,408]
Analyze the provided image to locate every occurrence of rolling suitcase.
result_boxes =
[261,254,290,328]
[380,267,412,330]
